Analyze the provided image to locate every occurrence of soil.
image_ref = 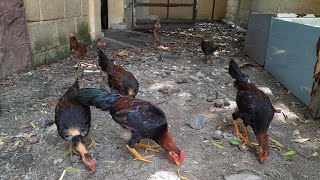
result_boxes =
[0,22,319,180]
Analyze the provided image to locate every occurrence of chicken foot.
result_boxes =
[233,119,245,140]
[88,133,100,150]
[240,125,258,147]
[63,142,78,160]
[126,145,154,163]
[135,142,160,153]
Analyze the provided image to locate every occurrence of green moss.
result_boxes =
[32,52,46,67]
[46,45,70,64]
[77,22,91,44]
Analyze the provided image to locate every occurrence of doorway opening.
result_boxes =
[101,0,108,30]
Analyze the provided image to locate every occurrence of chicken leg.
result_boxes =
[88,133,100,150]
[126,145,154,163]
[63,142,77,160]
[135,142,160,153]
[240,125,258,147]
[233,119,245,140]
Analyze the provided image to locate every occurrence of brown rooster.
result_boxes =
[229,60,275,163]
[55,79,96,172]
[69,33,87,58]
[98,49,139,98]
[72,88,185,166]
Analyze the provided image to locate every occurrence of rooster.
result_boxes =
[201,38,219,64]
[229,60,275,163]
[55,79,96,172]
[72,88,185,166]
[69,33,87,58]
[98,49,139,98]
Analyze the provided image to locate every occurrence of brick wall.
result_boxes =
[225,0,320,29]
[23,0,90,66]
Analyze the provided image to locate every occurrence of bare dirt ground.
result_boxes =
[0,22,319,180]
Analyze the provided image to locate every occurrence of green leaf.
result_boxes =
[65,167,80,173]
[184,170,192,173]
[0,132,8,136]
[311,151,318,157]
[230,138,240,146]
[265,172,274,178]
[282,150,295,156]
[104,160,116,163]
[0,141,5,145]
[211,140,224,149]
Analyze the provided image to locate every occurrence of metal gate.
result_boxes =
[132,0,197,29]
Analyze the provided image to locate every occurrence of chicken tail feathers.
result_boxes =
[72,88,120,111]
[98,49,112,71]
[228,60,250,83]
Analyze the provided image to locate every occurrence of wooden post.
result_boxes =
[306,37,320,120]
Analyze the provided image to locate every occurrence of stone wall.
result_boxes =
[23,0,90,66]
[0,0,32,79]
[225,0,320,29]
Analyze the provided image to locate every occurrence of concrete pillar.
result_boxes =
[88,0,102,41]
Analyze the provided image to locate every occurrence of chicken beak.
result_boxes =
[128,89,135,97]
[175,161,181,166]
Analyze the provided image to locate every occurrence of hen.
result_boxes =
[153,17,161,41]
[98,49,139,98]
[55,79,96,171]
[69,33,87,58]
[229,60,274,163]
[72,88,185,166]
[201,38,219,64]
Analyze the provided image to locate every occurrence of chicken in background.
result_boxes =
[98,49,139,98]
[72,88,185,166]
[69,33,87,58]
[228,60,275,163]
[200,38,220,64]
[153,17,161,41]
[55,79,96,172]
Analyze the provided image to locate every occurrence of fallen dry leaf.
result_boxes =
[177,170,189,180]
[291,138,309,143]
[157,45,169,51]
[140,51,155,56]
[270,137,284,148]
[97,40,108,46]
[212,140,224,149]
[117,50,129,57]
[282,150,295,156]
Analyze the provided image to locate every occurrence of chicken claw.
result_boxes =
[88,133,100,150]
[136,142,160,153]
[63,142,77,160]
[126,145,154,163]
[233,119,245,140]
[240,126,258,147]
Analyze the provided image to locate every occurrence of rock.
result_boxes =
[176,78,188,84]
[196,72,206,78]
[161,73,167,78]
[214,100,224,108]
[165,70,171,75]
[120,132,131,141]
[224,172,262,180]
[148,171,180,180]
[239,144,249,152]
[158,86,170,94]
[275,108,281,113]
[171,66,178,71]
[212,130,222,140]
[216,91,227,99]
[28,135,40,144]
[153,71,161,75]
[187,114,207,130]
[170,89,181,94]
[53,158,63,164]
[189,75,199,82]
[223,99,231,106]
[207,96,214,102]
[178,92,192,100]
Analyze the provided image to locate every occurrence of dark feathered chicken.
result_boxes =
[72,88,185,166]
[201,38,219,64]
[98,49,139,98]
[229,60,274,163]
[55,79,96,171]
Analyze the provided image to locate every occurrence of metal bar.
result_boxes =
[192,0,197,25]
[211,0,216,22]
[135,3,194,7]
[167,0,170,19]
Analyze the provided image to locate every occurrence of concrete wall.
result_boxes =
[225,0,320,29]
[23,0,90,66]
[108,0,125,28]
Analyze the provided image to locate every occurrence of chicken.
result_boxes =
[228,60,275,163]
[72,88,185,166]
[201,38,219,64]
[69,33,87,58]
[55,79,96,172]
[153,17,161,41]
[98,49,139,98]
